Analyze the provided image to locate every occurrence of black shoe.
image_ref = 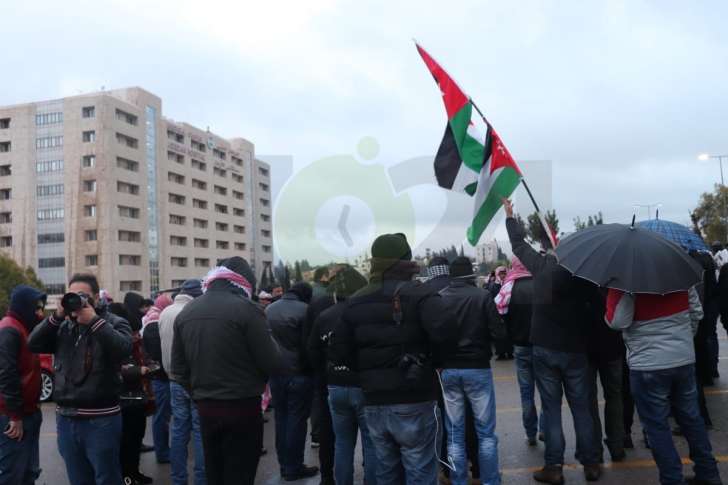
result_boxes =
[284,465,319,481]
[495,355,508,361]
[533,465,564,484]
[538,432,545,442]
[686,477,722,485]
[260,447,268,456]
[610,449,626,462]
[123,477,140,485]
[527,436,538,446]
[711,370,720,378]
[623,435,634,449]
[132,471,153,484]
[643,431,650,449]
[584,464,602,481]
[310,440,320,449]
[139,443,155,453]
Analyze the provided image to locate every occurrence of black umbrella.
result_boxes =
[555,222,703,294]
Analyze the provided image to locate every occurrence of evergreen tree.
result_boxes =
[294,261,303,282]
[0,253,45,316]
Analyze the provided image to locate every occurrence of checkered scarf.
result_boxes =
[426,264,450,280]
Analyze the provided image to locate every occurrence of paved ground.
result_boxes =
[36,336,728,484]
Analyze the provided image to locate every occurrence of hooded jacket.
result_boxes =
[0,286,45,418]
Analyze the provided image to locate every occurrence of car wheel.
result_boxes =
[40,370,53,402]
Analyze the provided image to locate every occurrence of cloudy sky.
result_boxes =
[3,0,727,262]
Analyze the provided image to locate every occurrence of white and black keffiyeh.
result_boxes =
[426,264,450,281]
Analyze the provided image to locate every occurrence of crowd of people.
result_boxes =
[0,203,726,485]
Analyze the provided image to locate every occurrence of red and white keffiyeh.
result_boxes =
[494,257,532,315]
[202,266,253,297]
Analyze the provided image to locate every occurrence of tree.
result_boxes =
[691,184,728,243]
[259,262,273,289]
[0,253,45,317]
[273,260,287,288]
[294,261,303,283]
[526,210,559,248]
[574,211,604,231]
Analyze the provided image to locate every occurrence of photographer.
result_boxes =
[330,233,456,485]
[28,274,132,485]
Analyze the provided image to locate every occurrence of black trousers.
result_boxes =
[120,405,147,475]
[622,357,635,436]
[198,399,263,485]
[317,388,335,482]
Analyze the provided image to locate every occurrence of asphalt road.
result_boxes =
[36,336,728,484]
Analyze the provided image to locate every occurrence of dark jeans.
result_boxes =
[513,345,544,439]
[57,413,122,485]
[587,358,625,458]
[151,379,171,463]
[631,364,721,485]
[120,405,147,475]
[0,411,42,485]
[532,346,599,467]
[311,384,323,443]
[269,375,314,477]
[170,381,206,485]
[365,401,440,485]
[197,398,263,485]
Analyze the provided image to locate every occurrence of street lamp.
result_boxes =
[698,153,727,186]
[633,203,662,220]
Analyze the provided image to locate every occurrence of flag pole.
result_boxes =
[470,98,555,247]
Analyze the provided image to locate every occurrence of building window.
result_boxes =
[117,181,140,195]
[0,189,10,200]
[82,106,95,118]
[116,132,138,149]
[118,230,141,242]
[213,185,227,196]
[37,232,64,244]
[258,167,269,177]
[39,257,65,268]
[194,258,210,267]
[36,160,63,173]
[232,190,244,200]
[193,218,208,229]
[118,205,139,218]
[35,112,63,126]
[261,214,271,222]
[119,254,142,266]
[117,156,139,172]
[83,205,96,217]
[259,198,270,207]
[120,281,142,292]
[191,159,206,171]
[82,180,97,192]
[213,148,226,160]
[0,118,9,129]
[215,222,229,232]
[214,204,228,214]
[171,257,188,267]
[191,139,206,152]
[194,238,209,248]
[234,242,246,251]
[169,214,186,225]
[85,230,97,241]
[233,208,245,217]
[192,199,207,210]
[262,245,272,253]
[216,240,229,250]
[167,151,184,164]
[167,129,184,143]
[170,235,187,246]
[37,208,63,220]
[231,156,243,167]
[36,184,63,197]
[0,236,11,247]
[82,130,96,143]
[0,165,10,176]
[0,212,11,223]
[233,225,245,234]
[168,193,186,205]
[192,179,207,190]
[213,167,227,178]
[85,254,98,266]
[115,108,138,126]
[35,136,62,150]
[0,142,10,153]
[168,172,185,184]
[231,173,243,183]
[82,155,95,168]
[259,183,269,192]
[261,229,271,237]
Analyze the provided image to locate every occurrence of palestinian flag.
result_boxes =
[416,43,523,245]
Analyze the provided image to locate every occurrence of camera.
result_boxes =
[61,292,90,313]
[398,353,426,382]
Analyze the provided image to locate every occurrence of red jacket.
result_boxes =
[0,314,41,418]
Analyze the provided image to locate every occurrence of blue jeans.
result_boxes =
[365,401,439,485]
[631,364,721,485]
[151,379,171,462]
[512,346,544,439]
[170,381,206,485]
[0,411,41,485]
[532,346,599,467]
[441,369,500,485]
[270,375,314,477]
[57,413,122,485]
[328,386,378,485]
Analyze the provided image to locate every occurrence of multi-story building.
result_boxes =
[0,87,273,298]
[475,240,500,265]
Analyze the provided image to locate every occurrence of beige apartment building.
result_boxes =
[0,87,273,298]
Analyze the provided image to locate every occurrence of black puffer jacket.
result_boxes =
[266,293,311,376]
[506,277,534,347]
[330,274,456,406]
[28,309,132,416]
[308,301,359,387]
[438,279,505,368]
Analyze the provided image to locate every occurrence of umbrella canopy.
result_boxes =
[637,219,709,252]
[555,223,703,294]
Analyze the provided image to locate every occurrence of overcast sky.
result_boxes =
[3,0,727,263]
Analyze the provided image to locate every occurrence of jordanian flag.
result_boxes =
[416,43,523,245]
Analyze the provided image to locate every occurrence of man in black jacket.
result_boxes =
[503,200,601,483]
[28,273,132,485]
[439,257,505,485]
[330,233,456,485]
[266,282,319,481]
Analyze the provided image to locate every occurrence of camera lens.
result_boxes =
[61,293,85,313]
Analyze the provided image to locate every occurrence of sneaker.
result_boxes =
[311,440,320,449]
[533,465,564,484]
[139,443,155,453]
[284,465,319,481]
[623,435,634,449]
[527,436,538,446]
[584,464,602,481]
[132,471,153,484]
